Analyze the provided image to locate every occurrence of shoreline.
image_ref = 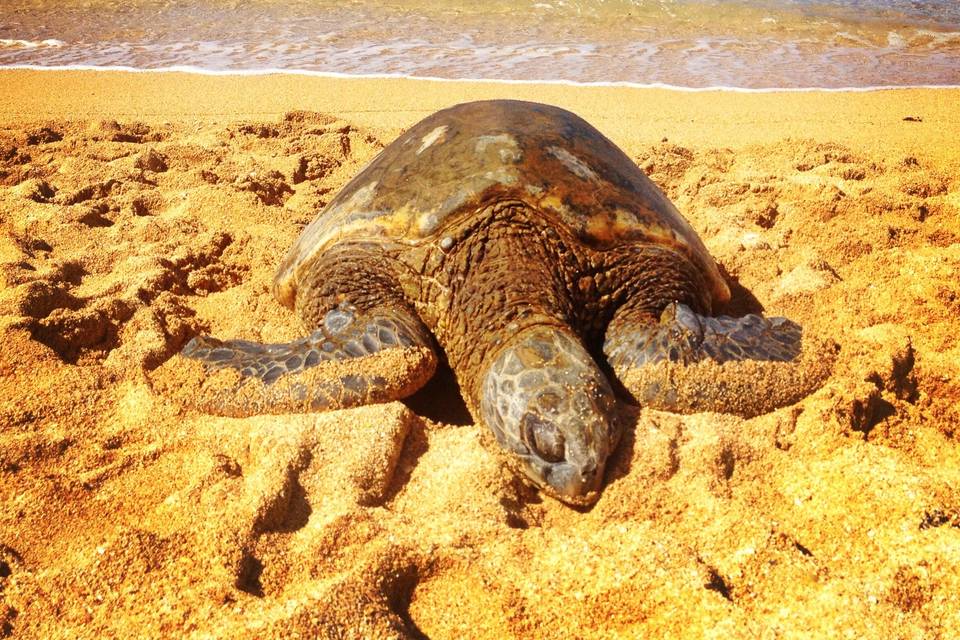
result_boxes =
[5,64,960,93]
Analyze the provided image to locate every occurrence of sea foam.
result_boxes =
[0,39,64,49]
[2,63,958,93]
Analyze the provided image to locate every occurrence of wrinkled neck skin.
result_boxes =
[397,202,710,397]
[402,202,708,504]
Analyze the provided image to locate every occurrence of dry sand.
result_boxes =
[1,69,959,638]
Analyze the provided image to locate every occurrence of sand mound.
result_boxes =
[1,105,959,638]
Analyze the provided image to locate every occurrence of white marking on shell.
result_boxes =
[483,169,517,185]
[417,125,449,155]
[425,186,473,232]
[614,207,639,224]
[547,146,598,181]
[475,134,522,163]
[344,180,378,209]
[418,212,441,235]
[440,236,454,250]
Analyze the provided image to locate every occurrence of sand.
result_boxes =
[1,69,959,638]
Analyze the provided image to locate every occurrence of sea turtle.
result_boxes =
[175,100,815,505]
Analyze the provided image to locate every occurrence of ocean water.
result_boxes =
[1,0,959,89]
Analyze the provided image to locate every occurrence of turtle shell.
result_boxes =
[274,100,729,309]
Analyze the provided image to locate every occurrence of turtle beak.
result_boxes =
[518,455,606,506]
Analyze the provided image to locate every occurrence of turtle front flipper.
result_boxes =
[157,302,437,418]
[604,302,831,417]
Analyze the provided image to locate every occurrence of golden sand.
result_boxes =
[1,70,959,638]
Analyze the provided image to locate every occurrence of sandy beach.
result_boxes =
[1,69,959,638]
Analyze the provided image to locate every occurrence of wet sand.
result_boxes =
[1,69,959,638]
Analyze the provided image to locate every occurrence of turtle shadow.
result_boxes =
[404,361,472,426]
[714,264,765,317]
[385,362,470,506]
[597,403,641,503]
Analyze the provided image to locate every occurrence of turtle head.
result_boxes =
[479,326,622,506]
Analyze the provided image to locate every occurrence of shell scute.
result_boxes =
[274,99,727,307]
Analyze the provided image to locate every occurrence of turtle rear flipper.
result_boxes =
[604,303,830,417]
[156,303,437,418]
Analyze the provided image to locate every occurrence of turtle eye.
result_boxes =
[522,414,566,463]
